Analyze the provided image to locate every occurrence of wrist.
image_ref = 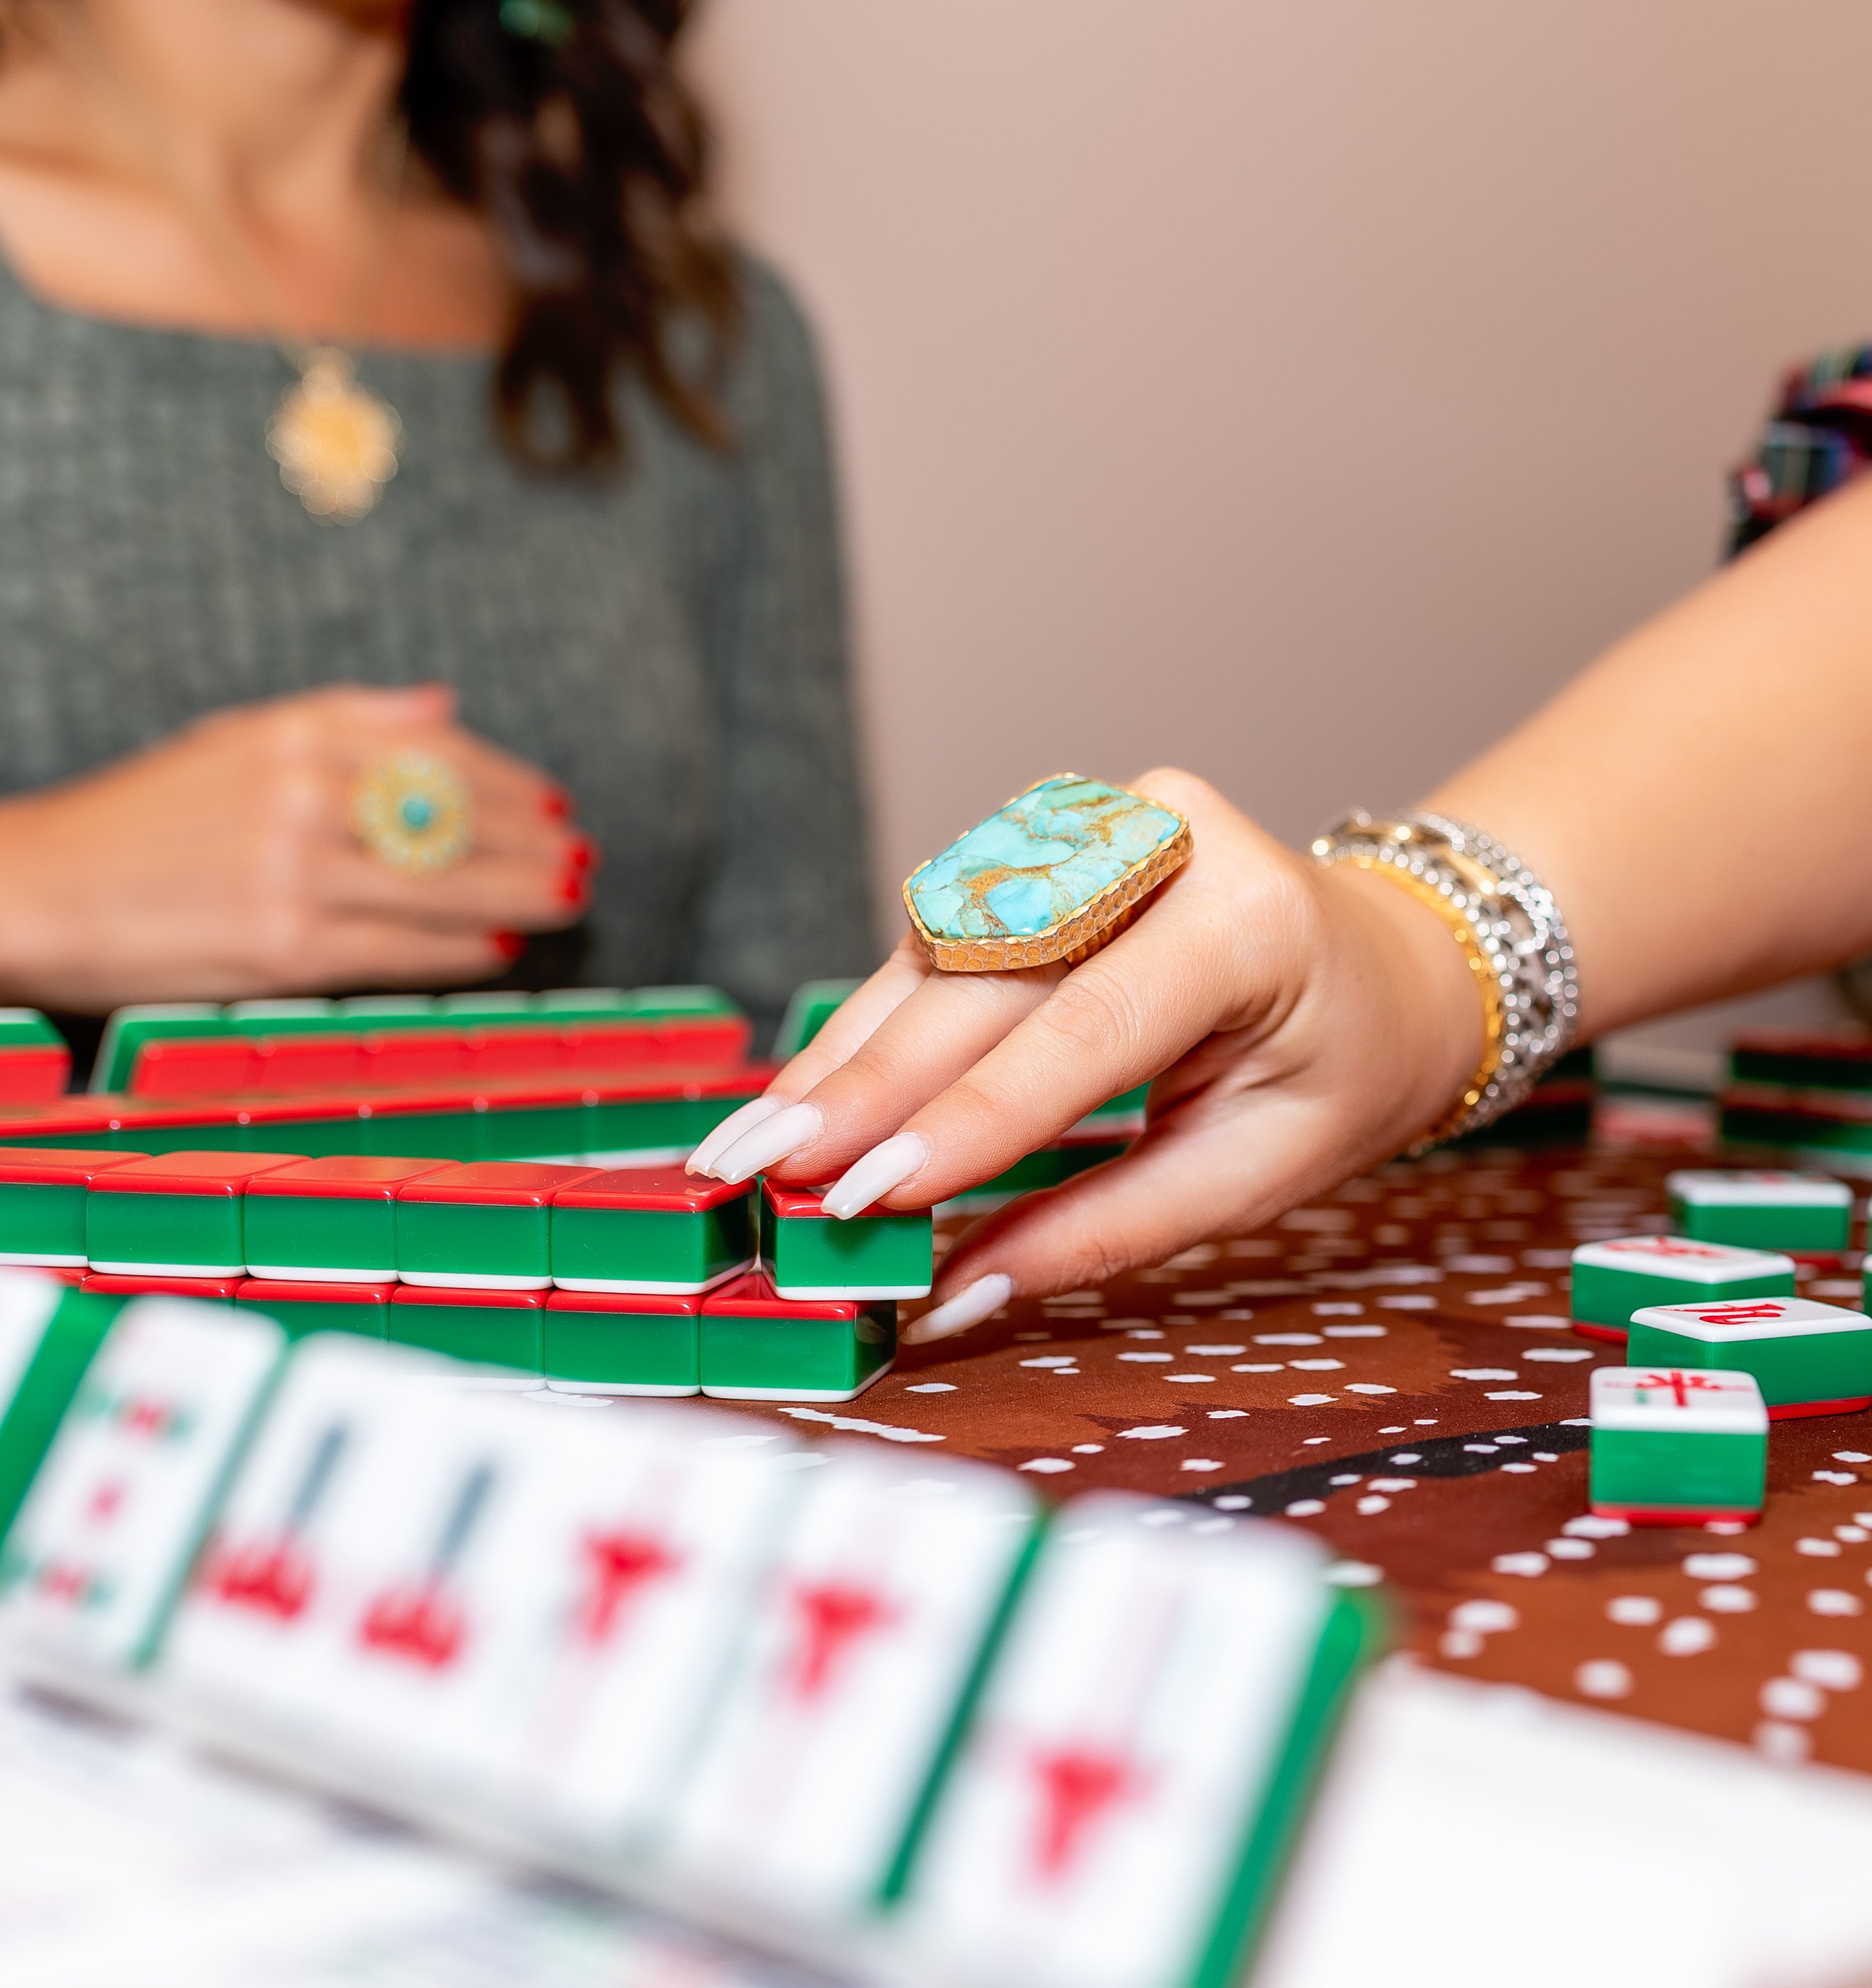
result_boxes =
[1317,859,1488,1144]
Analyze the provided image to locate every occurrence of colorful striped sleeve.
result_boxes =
[1728,344,1872,556]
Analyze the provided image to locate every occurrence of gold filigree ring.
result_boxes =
[350,750,473,875]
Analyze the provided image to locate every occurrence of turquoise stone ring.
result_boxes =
[904,774,1192,971]
[349,750,473,875]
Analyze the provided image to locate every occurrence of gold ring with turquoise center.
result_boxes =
[349,750,473,875]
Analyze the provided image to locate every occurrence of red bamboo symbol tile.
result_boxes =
[784,1579,900,1703]
[574,1529,681,1646]
[1026,1744,1151,1883]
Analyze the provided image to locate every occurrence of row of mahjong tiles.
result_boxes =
[10,1152,1872,1987]
[0,1152,933,1298]
[81,978,872,1095]
[0,1155,933,1401]
[0,1289,1381,1988]
[0,987,761,1107]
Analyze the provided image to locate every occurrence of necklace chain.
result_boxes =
[61,14,407,522]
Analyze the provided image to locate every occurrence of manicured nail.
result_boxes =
[541,786,572,822]
[823,1132,928,1220]
[568,835,596,872]
[556,868,589,906]
[491,930,525,962]
[907,1272,1014,1344]
[712,1101,823,1184]
[688,1095,783,1176]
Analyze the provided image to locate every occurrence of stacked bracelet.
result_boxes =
[1310,811,1579,1150]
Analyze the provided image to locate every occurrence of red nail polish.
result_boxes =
[556,872,589,908]
[568,835,596,872]
[491,930,525,962]
[541,787,572,823]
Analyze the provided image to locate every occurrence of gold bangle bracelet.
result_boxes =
[1334,853,1506,1149]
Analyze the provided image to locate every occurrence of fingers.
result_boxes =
[692,939,934,1178]
[440,726,570,820]
[280,691,592,933]
[831,930,1196,1209]
[708,959,1067,1187]
[687,1095,788,1178]
[340,721,580,864]
[767,935,933,1098]
[317,846,585,933]
[707,1101,828,1185]
[912,1092,1335,1332]
[309,681,458,730]
[819,848,1292,1210]
[735,768,1299,1210]
[690,939,930,1180]
[293,681,574,832]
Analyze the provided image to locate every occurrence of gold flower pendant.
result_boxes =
[266,349,402,523]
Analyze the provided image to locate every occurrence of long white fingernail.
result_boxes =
[823,1132,928,1220]
[713,1101,824,1184]
[688,1095,783,1176]
[906,1272,1014,1344]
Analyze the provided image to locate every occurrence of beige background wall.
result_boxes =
[688,0,1872,1077]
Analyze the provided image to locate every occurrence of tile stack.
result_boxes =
[1575,1165,1872,1526]
[0,1271,1381,1988]
[0,1151,931,1403]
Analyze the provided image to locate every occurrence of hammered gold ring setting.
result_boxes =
[349,750,473,876]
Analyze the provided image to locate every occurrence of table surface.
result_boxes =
[725,1139,1872,1776]
[17,1128,1872,1986]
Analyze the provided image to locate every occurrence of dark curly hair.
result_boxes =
[403,0,738,471]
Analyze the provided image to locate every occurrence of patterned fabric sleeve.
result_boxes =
[1728,344,1872,556]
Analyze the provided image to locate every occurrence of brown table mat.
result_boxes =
[731,1142,1872,1773]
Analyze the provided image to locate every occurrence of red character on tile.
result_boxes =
[1026,1744,1149,1883]
[204,1536,317,1621]
[784,1580,899,1703]
[1634,1369,1733,1408]
[358,1583,467,1669]
[574,1528,680,1646]
[355,1457,494,1673]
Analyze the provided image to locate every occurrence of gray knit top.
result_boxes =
[0,251,877,1031]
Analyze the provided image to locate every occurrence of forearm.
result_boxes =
[1428,473,1872,1038]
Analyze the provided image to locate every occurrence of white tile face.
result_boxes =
[1572,1237,1795,1280]
[1630,1296,1871,1343]
[172,1349,801,1844]
[440,1405,804,1843]
[1591,1365,1768,1435]
[664,1450,1040,1924]
[0,1271,61,1412]
[174,1352,550,1795]
[164,1334,460,1744]
[903,1496,1329,1988]
[1666,1170,1850,1208]
[0,1300,284,1670]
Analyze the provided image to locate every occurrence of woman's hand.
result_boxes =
[0,682,593,1010]
[690,770,1484,1336]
